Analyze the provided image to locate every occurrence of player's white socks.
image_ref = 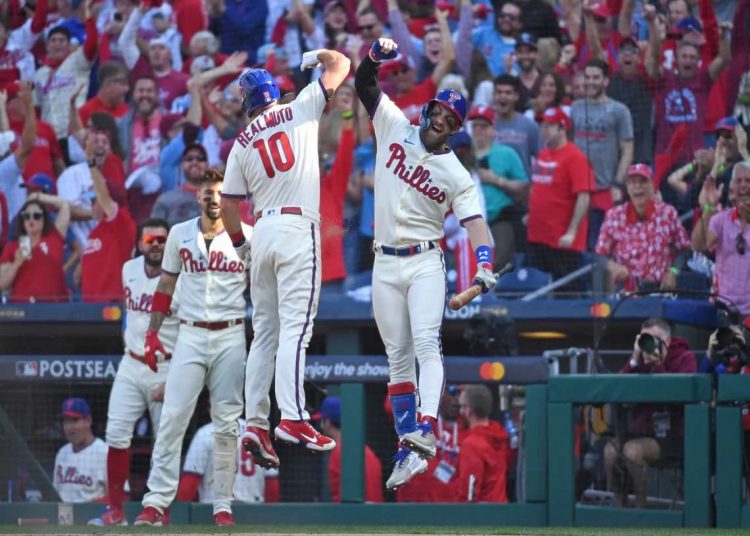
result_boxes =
[212,434,236,514]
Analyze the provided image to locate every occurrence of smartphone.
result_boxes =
[19,236,32,259]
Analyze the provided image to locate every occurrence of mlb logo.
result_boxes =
[263,91,271,100]
[15,361,39,377]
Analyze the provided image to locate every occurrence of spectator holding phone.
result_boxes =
[0,192,71,302]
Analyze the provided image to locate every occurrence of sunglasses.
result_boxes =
[143,234,167,245]
[357,23,376,32]
[737,232,746,256]
[22,211,43,221]
[184,155,207,163]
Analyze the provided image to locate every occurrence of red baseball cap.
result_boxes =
[626,163,652,180]
[591,2,611,18]
[541,107,571,130]
[468,106,495,124]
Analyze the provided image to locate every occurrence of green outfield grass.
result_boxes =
[1,527,749,536]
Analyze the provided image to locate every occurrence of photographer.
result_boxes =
[603,318,697,508]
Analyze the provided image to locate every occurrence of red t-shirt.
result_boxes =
[78,96,130,126]
[10,119,62,180]
[328,442,383,503]
[321,128,355,283]
[528,141,593,252]
[393,77,437,125]
[0,230,68,302]
[81,204,136,302]
[130,57,188,110]
[174,0,206,52]
[653,68,712,164]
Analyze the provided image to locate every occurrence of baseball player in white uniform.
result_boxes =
[179,419,278,504]
[88,218,179,526]
[134,170,252,527]
[53,398,108,503]
[354,38,496,490]
[220,50,350,468]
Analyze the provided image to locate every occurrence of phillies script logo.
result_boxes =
[124,288,152,313]
[385,143,447,203]
[179,249,245,274]
[56,465,93,487]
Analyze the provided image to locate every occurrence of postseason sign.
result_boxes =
[2,355,120,382]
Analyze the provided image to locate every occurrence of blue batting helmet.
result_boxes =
[419,89,468,130]
[238,68,280,117]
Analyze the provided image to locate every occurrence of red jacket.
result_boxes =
[328,441,383,503]
[320,126,355,283]
[455,421,509,503]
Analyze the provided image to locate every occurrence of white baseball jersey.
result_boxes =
[371,93,483,245]
[52,438,108,503]
[183,420,270,504]
[122,256,180,356]
[222,79,329,223]
[161,218,251,322]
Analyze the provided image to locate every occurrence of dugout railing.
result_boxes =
[2,371,747,528]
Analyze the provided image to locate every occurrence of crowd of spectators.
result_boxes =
[0,0,749,314]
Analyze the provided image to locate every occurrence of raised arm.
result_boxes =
[618,0,634,37]
[582,0,605,61]
[0,90,8,132]
[708,23,732,81]
[15,81,36,170]
[118,1,146,69]
[430,8,456,85]
[315,49,352,96]
[454,0,474,79]
[85,135,116,219]
[355,38,398,115]
[644,4,661,80]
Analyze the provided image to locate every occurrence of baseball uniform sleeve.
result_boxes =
[183,425,210,476]
[451,169,484,225]
[372,92,408,143]
[161,224,182,275]
[52,449,62,494]
[221,145,248,198]
[291,79,329,122]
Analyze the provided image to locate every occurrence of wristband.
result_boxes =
[229,230,245,247]
[685,163,694,173]
[703,203,716,214]
[341,110,354,120]
[669,266,680,276]
[152,291,172,315]
[475,245,492,265]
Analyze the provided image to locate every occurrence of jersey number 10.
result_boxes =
[253,132,296,178]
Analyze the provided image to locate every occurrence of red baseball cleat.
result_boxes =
[214,511,235,526]
[133,506,164,526]
[87,506,126,526]
[241,426,280,468]
[274,419,336,452]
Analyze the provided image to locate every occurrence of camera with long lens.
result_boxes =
[711,327,750,370]
[637,332,663,355]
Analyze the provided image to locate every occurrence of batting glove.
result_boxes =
[234,239,251,264]
[300,49,325,70]
[144,329,166,373]
[369,38,398,63]
[472,263,497,294]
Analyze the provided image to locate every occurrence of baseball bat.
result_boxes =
[448,262,514,311]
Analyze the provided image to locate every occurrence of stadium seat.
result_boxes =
[496,267,552,294]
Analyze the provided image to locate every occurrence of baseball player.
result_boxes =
[178,419,279,504]
[53,398,108,503]
[220,49,350,468]
[354,37,496,489]
[134,169,252,527]
[89,218,179,526]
